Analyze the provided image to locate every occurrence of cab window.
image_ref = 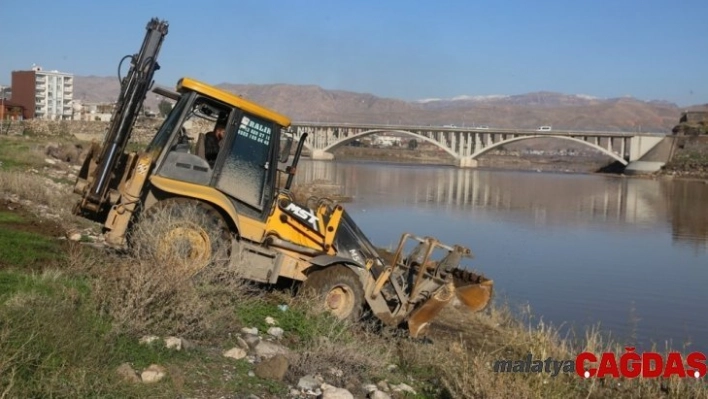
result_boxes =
[215,113,275,211]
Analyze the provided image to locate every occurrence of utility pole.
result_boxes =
[0,84,5,135]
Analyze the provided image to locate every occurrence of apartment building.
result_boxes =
[72,100,115,121]
[11,65,74,120]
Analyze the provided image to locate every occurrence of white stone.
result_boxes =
[392,382,416,394]
[370,391,392,399]
[241,327,259,335]
[140,364,166,383]
[297,374,321,390]
[223,347,247,360]
[267,326,284,338]
[254,341,290,359]
[164,336,182,350]
[265,316,277,325]
[362,383,377,393]
[321,383,354,399]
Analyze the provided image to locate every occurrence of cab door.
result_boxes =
[213,112,277,219]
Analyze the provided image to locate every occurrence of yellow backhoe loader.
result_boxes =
[72,18,493,338]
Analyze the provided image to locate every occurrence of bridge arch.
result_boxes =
[310,129,460,159]
[465,135,628,165]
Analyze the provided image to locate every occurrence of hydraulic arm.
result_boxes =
[76,18,168,213]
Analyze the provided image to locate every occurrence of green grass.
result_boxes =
[0,137,46,170]
[234,299,350,345]
[0,212,24,223]
[0,270,90,302]
[0,212,65,269]
[49,176,77,185]
[0,268,187,398]
[0,262,290,398]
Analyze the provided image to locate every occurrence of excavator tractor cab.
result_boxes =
[144,78,295,215]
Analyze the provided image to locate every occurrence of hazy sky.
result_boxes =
[1,0,707,106]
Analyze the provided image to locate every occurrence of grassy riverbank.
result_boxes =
[1,135,707,398]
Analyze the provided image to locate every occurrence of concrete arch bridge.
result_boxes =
[289,122,666,168]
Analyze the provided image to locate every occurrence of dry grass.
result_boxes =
[397,302,708,399]
[78,201,263,341]
[0,170,72,211]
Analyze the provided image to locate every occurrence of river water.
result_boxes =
[294,160,708,353]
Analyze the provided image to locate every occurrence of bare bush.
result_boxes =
[127,199,232,274]
[1,171,59,205]
[90,199,261,340]
[0,171,74,220]
[286,331,392,388]
[395,300,708,399]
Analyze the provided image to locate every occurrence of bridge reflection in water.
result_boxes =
[294,160,708,250]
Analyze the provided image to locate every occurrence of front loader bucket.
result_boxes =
[371,235,493,337]
[452,270,494,312]
[407,281,456,338]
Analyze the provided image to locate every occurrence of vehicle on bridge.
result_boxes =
[70,18,494,339]
[537,126,552,131]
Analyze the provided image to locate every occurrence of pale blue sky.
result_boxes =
[1,0,707,106]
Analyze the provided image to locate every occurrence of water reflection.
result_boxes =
[295,160,708,249]
[294,160,708,352]
[661,180,708,252]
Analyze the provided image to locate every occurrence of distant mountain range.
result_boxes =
[73,76,707,132]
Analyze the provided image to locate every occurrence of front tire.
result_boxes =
[301,265,365,323]
[129,197,231,278]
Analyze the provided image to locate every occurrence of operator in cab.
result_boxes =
[204,115,227,168]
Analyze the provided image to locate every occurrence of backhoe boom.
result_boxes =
[80,18,168,210]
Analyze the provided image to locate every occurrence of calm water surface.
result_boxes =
[294,160,708,353]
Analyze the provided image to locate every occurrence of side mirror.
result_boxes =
[279,132,294,163]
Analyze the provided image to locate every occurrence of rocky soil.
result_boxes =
[661,135,708,179]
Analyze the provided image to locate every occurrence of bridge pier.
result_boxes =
[311,149,334,160]
[457,158,478,168]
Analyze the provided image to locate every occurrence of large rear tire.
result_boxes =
[129,197,231,278]
[301,265,365,323]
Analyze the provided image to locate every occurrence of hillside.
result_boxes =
[73,76,698,132]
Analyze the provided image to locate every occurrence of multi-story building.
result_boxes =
[72,100,116,121]
[11,65,74,120]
